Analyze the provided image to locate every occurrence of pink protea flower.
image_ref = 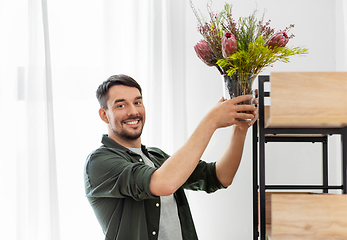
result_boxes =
[221,32,237,58]
[265,31,289,49]
[194,40,215,66]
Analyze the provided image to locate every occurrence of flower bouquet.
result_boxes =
[190,1,308,101]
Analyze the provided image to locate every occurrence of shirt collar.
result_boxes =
[101,134,150,157]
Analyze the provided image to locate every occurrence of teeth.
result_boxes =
[126,120,138,125]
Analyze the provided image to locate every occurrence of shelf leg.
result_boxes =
[323,136,328,193]
[342,127,347,194]
[252,124,258,240]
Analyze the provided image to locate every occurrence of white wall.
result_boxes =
[184,0,342,239]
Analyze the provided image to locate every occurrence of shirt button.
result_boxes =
[152,231,156,235]
[139,159,143,162]
[156,203,159,207]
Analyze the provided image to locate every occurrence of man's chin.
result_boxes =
[124,133,142,141]
[118,129,143,141]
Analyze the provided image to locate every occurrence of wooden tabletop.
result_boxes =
[265,72,347,129]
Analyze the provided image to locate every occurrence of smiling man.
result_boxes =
[84,74,258,240]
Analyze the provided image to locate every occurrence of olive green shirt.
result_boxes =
[84,135,225,240]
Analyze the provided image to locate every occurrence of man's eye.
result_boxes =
[117,104,125,108]
[135,101,142,105]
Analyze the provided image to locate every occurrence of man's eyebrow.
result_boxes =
[113,96,142,104]
[113,98,126,104]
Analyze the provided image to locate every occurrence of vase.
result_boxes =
[222,72,256,100]
[222,73,257,119]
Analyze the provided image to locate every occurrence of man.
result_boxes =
[84,74,258,240]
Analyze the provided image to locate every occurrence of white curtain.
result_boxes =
[1,0,186,239]
[1,0,60,239]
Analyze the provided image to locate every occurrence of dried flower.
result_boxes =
[257,19,275,41]
[221,32,237,58]
[190,0,308,77]
[265,31,290,49]
[194,40,215,66]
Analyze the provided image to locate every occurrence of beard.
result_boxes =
[111,117,144,141]
[112,127,143,140]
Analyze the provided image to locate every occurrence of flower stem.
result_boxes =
[215,64,224,75]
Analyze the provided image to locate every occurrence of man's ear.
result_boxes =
[99,108,109,124]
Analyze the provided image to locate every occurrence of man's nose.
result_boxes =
[127,104,138,116]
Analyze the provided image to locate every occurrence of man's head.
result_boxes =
[97,75,145,147]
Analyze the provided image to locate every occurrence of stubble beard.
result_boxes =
[112,117,144,141]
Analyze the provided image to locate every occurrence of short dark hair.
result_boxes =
[96,74,142,109]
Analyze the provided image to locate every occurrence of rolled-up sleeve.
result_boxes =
[85,149,157,201]
[182,161,226,193]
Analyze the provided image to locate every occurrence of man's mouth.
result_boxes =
[123,118,142,126]
[125,120,139,125]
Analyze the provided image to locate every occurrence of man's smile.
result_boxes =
[123,118,142,126]
[125,120,139,125]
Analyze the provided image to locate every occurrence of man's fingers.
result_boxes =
[234,104,256,112]
[228,94,254,104]
[235,112,255,120]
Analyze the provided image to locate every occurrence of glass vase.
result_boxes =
[222,72,257,102]
[222,73,257,119]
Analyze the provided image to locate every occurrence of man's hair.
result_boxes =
[96,74,142,109]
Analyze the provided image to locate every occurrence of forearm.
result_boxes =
[215,126,248,187]
[149,116,217,196]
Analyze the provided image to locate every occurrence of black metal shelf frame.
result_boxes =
[252,75,347,240]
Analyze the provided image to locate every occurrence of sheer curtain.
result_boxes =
[1,0,186,239]
[1,0,60,239]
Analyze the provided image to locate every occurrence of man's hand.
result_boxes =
[206,94,256,130]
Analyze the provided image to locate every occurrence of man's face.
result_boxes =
[103,85,145,145]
